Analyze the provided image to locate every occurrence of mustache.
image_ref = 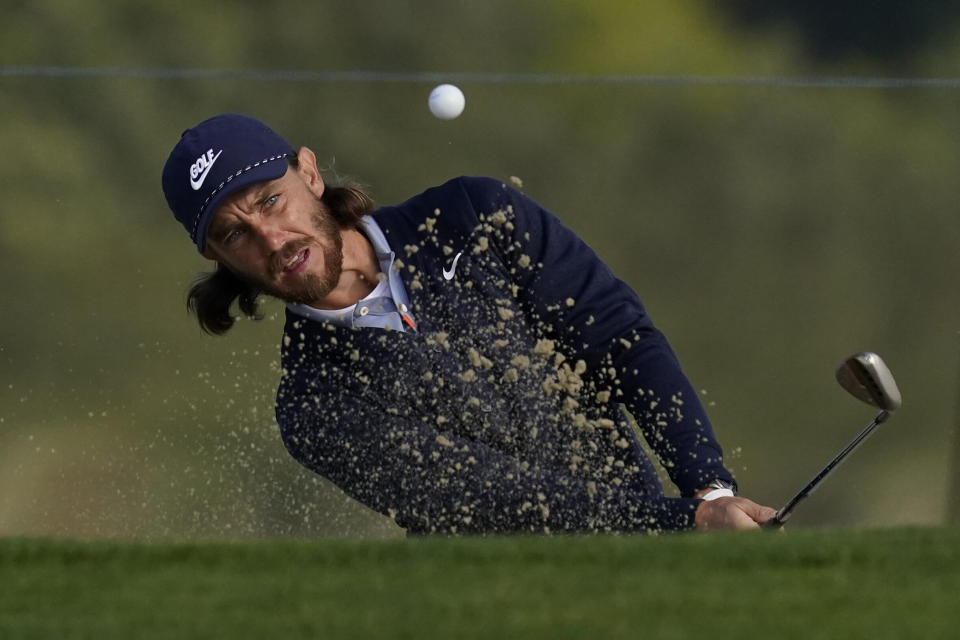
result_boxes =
[270,238,312,276]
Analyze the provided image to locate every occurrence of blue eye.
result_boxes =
[264,195,279,207]
[224,228,244,245]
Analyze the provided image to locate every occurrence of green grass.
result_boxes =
[3,527,959,639]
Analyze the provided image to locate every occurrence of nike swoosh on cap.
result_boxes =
[190,149,223,191]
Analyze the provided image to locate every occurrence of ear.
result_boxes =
[295,146,325,200]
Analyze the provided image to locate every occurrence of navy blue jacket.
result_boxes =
[276,177,735,534]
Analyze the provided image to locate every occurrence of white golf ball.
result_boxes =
[428,84,465,120]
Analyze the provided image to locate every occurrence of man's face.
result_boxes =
[202,157,343,307]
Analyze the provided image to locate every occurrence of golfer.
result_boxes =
[162,114,776,534]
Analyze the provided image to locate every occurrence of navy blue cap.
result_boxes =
[162,114,295,252]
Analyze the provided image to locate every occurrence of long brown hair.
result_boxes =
[186,161,373,335]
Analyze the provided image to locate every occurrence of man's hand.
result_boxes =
[694,496,778,531]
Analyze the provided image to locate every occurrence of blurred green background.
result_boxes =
[2,0,959,539]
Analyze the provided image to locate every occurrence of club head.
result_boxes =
[836,352,902,411]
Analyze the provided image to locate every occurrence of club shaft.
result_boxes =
[765,410,890,528]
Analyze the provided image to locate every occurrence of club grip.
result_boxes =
[762,515,784,531]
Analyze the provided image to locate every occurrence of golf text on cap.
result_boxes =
[190,148,222,191]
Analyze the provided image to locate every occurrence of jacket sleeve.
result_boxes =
[278,389,701,534]
[458,177,736,496]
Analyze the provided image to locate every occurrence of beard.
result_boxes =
[242,197,345,306]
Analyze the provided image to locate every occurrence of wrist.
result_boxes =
[700,487,735,501]
[694,479,737,500]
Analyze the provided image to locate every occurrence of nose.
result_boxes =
[253,219,288,252]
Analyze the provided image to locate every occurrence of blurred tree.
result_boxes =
[718,0,960,63]
[951,399,960,523]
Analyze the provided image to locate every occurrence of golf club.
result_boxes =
[763,351,902,529]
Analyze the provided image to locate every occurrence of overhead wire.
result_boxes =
[4,65,960,89]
